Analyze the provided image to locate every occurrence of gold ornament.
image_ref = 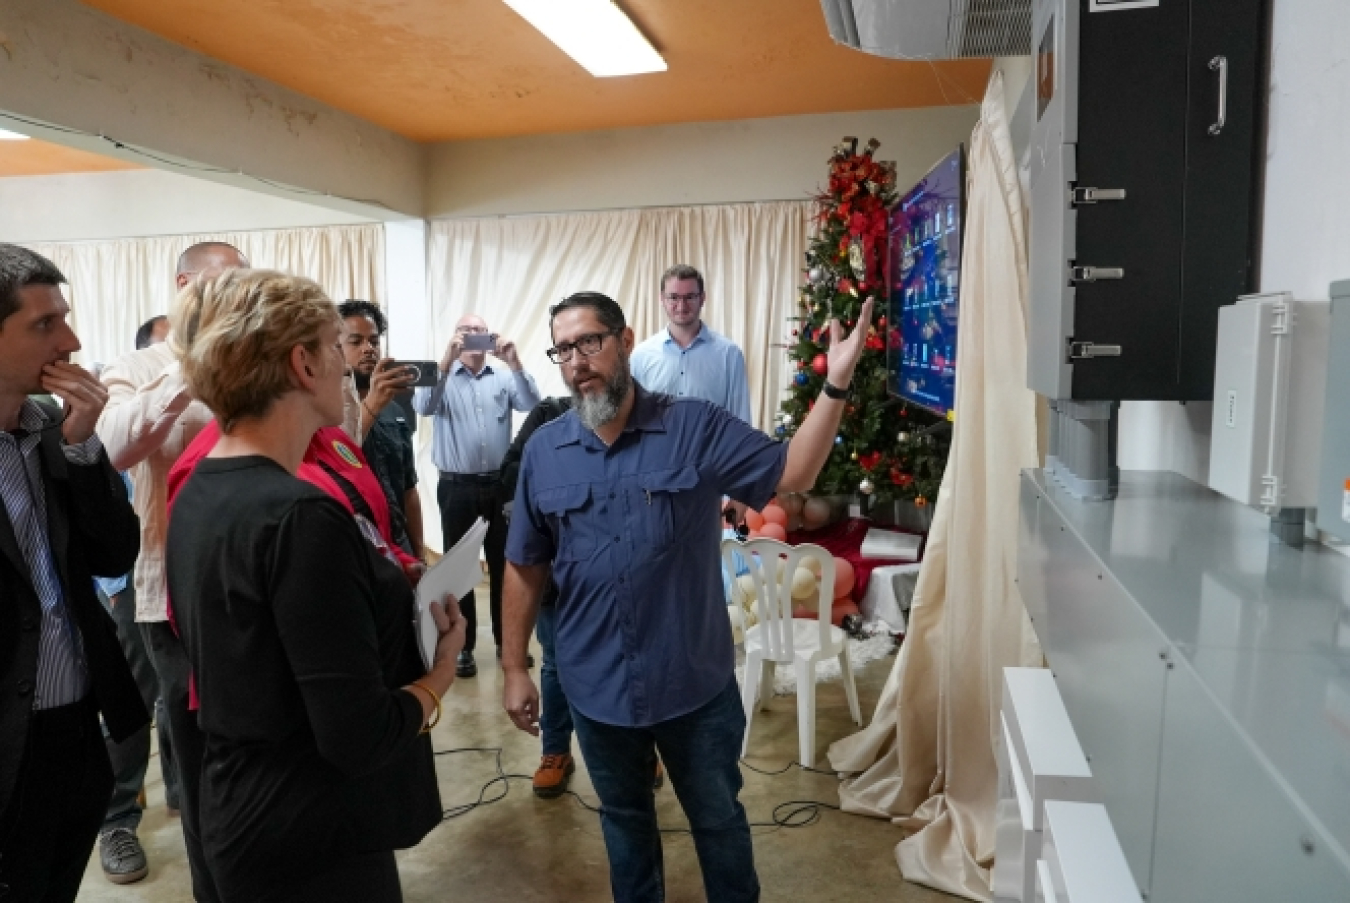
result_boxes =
[850,451,858,461]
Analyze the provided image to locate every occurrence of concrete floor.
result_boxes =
[79,627,955,902]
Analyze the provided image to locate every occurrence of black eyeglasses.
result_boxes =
[546,329,620,365]
[663,292,703,304]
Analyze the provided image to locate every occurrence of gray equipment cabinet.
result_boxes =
[1019,470,1350,901]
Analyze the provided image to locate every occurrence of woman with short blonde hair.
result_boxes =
[166,269,464,903]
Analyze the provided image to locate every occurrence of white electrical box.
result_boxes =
[1208,293,1330,512]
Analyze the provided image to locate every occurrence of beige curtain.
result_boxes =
[23,223,385,369]
[425,201,811,431]
[419,202,810,551]
[826,72,1043,901]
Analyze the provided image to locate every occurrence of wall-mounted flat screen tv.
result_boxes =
[886,145,966,417]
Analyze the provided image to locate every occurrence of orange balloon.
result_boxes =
[744,509,766,531]
[760,523,788,542]
[832,557,856,598]
[761,505,789,527]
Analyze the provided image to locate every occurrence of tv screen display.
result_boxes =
[886,145,965,417]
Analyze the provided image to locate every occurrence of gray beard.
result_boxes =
[571,365,632,431]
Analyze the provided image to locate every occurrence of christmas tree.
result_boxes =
[775,137,949,509]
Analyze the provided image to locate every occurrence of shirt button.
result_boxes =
[16,679,32,696]
[20,616,36,631]
[613,536,620,543]
[618,576,625,584]
[609,491,616,499]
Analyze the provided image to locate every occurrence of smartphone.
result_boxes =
[388,360,440,387]
[461,333,496,352]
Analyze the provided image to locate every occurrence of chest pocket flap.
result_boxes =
[636,465,700,550]
[535,482,594,561]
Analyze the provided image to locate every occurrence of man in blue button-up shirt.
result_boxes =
[503,290,871,902]
[413,314,540,678]
[629,264,753,425]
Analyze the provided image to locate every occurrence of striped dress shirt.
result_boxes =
[0,400,102,709]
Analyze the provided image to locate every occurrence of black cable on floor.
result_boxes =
[431,748,844,834]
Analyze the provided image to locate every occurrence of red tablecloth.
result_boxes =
[785,518,926,603]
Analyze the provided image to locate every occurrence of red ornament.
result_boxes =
[791,329,799,337]
[878,315,887,328]
[811,354,829,376]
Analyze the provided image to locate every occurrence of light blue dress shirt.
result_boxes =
[629,323,752,425]
[412,361,541,474]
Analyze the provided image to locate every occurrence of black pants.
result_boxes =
[102,585,179,833]
[436,476,507,654]
[141,621,222,903]
[0,696,112,903]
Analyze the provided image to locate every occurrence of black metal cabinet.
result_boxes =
[1029,0,1268,402]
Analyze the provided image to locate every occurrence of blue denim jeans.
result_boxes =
[535,604,574,756]
[570,678,759,903]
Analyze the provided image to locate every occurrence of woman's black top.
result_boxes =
[166,456,441,900]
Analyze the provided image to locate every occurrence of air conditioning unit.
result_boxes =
[821,0,1031,60]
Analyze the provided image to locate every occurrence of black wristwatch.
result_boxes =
[822,380,851,401]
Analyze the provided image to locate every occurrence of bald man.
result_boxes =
[412,316,540,677]
[95,240,248,902]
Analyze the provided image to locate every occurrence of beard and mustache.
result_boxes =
[570,356,633,432]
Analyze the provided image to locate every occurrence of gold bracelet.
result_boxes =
[409,680,442,734]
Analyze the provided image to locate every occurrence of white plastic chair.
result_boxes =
[722,537,862,767]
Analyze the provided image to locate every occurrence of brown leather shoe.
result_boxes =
[653,758,665,791]
[533,753,575,799]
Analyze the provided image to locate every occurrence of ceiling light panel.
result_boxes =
[503,0,666,78]
[0,128,32,141]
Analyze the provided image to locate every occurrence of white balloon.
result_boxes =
[790,567,817,600]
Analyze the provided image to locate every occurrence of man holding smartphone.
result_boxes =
[412,314,540,678]
[339,300,425,558]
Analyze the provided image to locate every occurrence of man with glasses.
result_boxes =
[339,300,423,558]
[413,314,539,678]
[502,290,872,902]
[630,264,752,424]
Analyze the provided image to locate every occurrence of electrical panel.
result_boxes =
[1207,294,1329,512]
[1028,0,1267,401]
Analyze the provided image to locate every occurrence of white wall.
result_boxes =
[1117,0,1350,485]
[0,169,375,243]
[425,105,981,218]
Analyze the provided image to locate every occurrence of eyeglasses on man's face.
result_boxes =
[456,325,490,334]
[546,329,621,365]
[663,292,703,304]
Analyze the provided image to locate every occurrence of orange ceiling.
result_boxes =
[0,137,143,177]
[80,0,991,143]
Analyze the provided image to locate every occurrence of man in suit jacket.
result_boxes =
[0,244,144,902]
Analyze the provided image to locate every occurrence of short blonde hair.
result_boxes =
[172,268,339,430]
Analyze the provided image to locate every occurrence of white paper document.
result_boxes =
[416,517,488,669]
[859,527,923,562]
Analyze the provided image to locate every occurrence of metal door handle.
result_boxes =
[1208,56,1228,136]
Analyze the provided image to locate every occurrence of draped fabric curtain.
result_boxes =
[826,72,1043,901]
[425,201,812,430]
[418,201,810,551]
[23,223,385,369]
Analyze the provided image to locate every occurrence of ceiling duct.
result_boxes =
[820,0,1031,60]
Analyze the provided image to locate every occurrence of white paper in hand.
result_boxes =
[416,517,488,669]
